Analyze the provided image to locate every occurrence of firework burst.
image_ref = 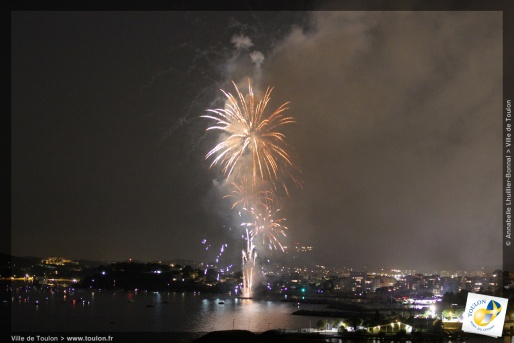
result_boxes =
[202,80,300,193]
[224,175,274,209]
[241,205,287,252]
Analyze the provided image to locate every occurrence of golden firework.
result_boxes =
[202,79,301,298]
[241,205,287,252]
[202,80,300,191]
[224,175,274,209]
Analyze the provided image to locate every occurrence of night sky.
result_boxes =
[11,8,506,272]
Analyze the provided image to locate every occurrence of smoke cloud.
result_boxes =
[258,11,502,272]
[231,34,254,50]
[249,50,265,67]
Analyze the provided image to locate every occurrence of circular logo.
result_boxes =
[473,300,502,326]
[506,241,511,246]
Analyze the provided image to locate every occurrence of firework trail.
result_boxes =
[203,79,300,298]
[241,228,256,298]
[201,239,233,279]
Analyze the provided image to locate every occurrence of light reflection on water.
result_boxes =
[192,297,297,332]
[11,288,324,332]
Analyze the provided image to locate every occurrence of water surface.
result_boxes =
[11,287,325,332]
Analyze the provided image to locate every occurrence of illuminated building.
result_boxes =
[40,257,78,266]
